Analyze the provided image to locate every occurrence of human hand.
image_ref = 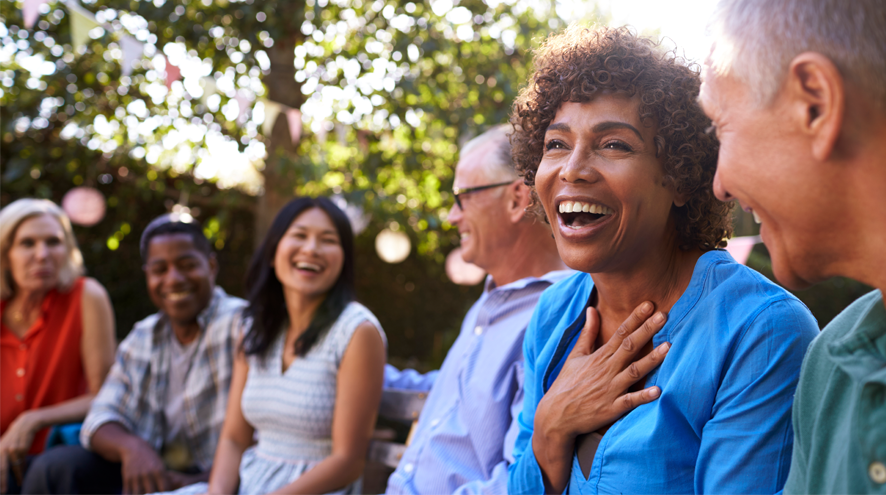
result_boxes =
[536,302,670,443]
[0,411,41,492]
[119,439,169,495]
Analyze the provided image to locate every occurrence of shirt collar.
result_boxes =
[827,290,886,380]
[484,269,576,293]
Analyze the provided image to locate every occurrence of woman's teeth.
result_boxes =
[296,262,322,273]
[752,210,762,224]
[558,201,613,215]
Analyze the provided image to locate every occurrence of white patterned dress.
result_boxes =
[164,302,385,495]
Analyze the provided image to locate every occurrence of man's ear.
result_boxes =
[508,181,531,223]
[784,52,845,161]
[207,252,219,281]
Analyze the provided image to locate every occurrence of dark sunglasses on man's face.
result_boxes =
[452,181,515,210]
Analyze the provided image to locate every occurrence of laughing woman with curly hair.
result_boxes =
[506,26,819,494]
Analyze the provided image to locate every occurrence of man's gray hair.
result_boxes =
[708,0,886,109]
[460,124,518,182]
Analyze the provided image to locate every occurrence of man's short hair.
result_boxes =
[708,0,886,110]
[139,214,212,262]
[460,124,518,183]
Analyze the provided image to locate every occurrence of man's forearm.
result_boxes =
[89,422,150,462]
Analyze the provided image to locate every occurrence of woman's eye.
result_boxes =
[322,237,340,245]
[544,140,567,151]
[46,237,62,246]
[20,239,35,247]
[603,140,633,152]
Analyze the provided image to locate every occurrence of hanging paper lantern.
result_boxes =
[724,235,761,265]
[445,247,486,285]
[61,187,106,226]
[375,228,410,263]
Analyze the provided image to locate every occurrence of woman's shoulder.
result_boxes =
[327,301,387,352]
[80,277,111,307]
[691,251,819,343]
[700,251,810,314]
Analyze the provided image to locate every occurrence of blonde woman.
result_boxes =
[0,199,116,494]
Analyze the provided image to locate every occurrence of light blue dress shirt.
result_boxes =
[508,250,820,494]
[385,270,574,495]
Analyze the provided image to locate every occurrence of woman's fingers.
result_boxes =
[612,310,668,365]
[601,301,655,355]
[614,342,671,390]
[568,307,601,358]
[614,385,663,415]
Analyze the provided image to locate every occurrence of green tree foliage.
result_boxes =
[0,0,569,360]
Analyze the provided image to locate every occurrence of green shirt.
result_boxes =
[785,290,886,494]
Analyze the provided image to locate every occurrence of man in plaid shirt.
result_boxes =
[23,215,246,494]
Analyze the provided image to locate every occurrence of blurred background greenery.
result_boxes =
[0,0,870,371]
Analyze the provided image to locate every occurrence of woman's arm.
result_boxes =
[694,298,818,494]
[80,278,117,395]
[206,346,255,495]
[269,321,386,495]
[0,278,116,469]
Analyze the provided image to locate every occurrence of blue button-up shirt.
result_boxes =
[385,270,573,495]
[509,250,820,494]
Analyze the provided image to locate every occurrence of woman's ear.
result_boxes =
[663,176,688,208]
[673,192,689,208]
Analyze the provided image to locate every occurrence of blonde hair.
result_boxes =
[0,199,85,300]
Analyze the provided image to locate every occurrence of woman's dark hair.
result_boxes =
[511,25,733,250]
[241,197,355,359]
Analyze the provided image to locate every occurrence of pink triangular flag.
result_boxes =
[119,36,143,77]
[164,57,181,90]
[22,0,49,29]
[285,108,302,144]
[234,92,250,122]
[724,235,761,265]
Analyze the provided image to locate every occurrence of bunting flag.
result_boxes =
[119,35,143,77]
[66,1,101,53]
[164,57,181,90]
[260,99,283,136]
[234,92,250,122]
[285,108,302,144]
[724,235,762,265]
[22,0,50,29]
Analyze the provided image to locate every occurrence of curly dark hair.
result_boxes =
[510,25,732,250]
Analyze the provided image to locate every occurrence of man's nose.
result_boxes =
[447,202,462,225]
[165,265,187,285]
[712,170,735,202]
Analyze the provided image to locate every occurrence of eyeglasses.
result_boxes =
[452,180,516,210]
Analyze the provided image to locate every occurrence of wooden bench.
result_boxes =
[362,388,429,492]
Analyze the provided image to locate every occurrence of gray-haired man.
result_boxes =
[699,0,886,492]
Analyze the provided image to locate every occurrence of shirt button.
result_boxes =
[403,463,414,473]
[14,394,23,402]
[474,326,482,335]
[16,368,25,377]
[870,461,886,484]
[430,418,440,427]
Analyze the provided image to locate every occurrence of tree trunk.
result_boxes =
[256,32,304,245]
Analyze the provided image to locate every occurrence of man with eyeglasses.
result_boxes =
[384,125,570,495]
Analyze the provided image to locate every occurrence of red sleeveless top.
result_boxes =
[1,277,88,454]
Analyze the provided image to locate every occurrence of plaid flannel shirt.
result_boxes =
[80,287,246,471]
